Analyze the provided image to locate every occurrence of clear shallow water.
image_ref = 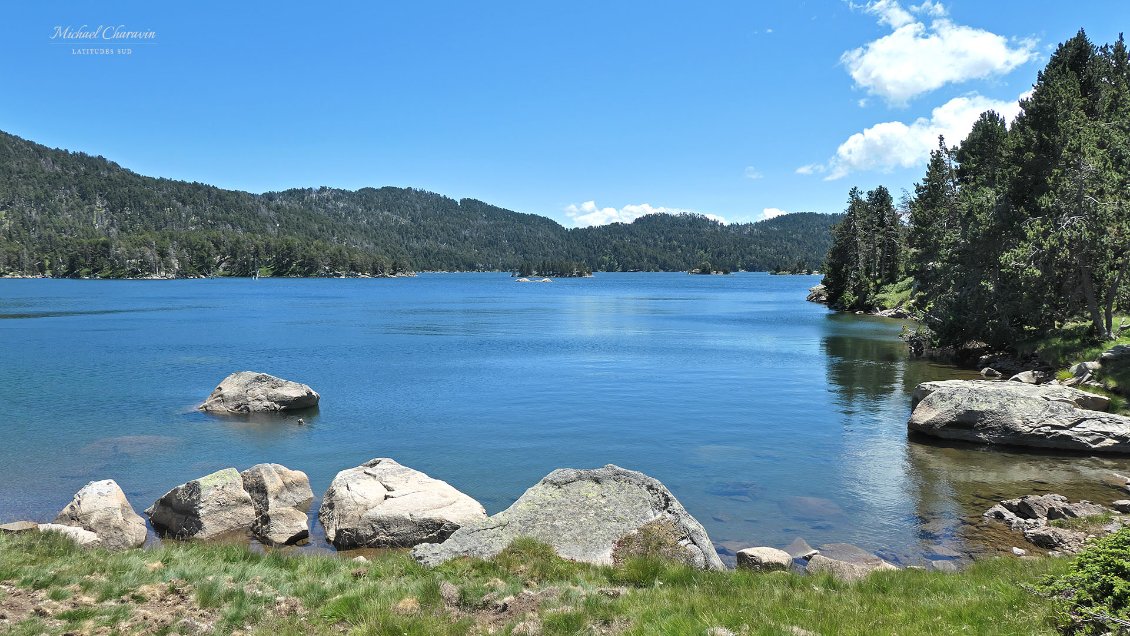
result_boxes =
[1,273,1127,564]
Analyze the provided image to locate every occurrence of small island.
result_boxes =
[688,260,731,275]
[513,260,593,278]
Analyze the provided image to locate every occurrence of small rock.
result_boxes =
[1100,345,1130,364]
[928,560,959,573]
[351,555,369,563]
[706,628,736,636]
[981,367,1002,378]
[145,561,165,571]
[1012,547,1028,556]
[1024,526,1088,553]
[1009,370,1049,384]
[1114,500,1130,513]
[736,546,793,572]
[176,617,214,635]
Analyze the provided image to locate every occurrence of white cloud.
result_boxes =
[795,163,826,175]
[760,208,789,220]
[564,201,727,227]
[844,1,1036,104]
[744,166,764,180]
[807,92,1025,180]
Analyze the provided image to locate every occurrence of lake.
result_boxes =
[1,273,1125,564]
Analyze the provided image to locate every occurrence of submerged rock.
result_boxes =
[412,464,724,570]
[200,371,319,414]
[146,468,257,539]
[908,380,1125,451]
[241,464,314,546]
[319,458,486,549]
[806,553,897,582]
[53,479,147,550]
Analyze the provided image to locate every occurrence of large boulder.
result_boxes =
[908,380,1127,452]
[319,458,486,549]
[52,479,147,550]
[1101,345,1130,365]
[241,464,314,546]
[199,372,319,414]
[806,554,897,582]
[146,468,257,539]
[412,464,725,570]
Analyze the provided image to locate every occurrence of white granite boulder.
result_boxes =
[146,468,257,539]
[52,479,147,550]
[319,458,487,549]
[200,372,319,414]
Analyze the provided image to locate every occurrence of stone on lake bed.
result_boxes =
[806,553,897,582]
[200,371,319,414]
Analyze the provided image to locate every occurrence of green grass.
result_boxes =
[1016,315,1130,413]
[1049,513,1115,533]
[0,532,1073,635]
[873,276,916,311]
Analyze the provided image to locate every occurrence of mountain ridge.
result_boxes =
[0,130,839,278]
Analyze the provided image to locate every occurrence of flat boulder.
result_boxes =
[806,554,897,582]
[53,479,147,550]
[38,523,100,547]
[908,380,1127,452]
[241,464,314,546]
[146,468,257,539]
[200,372,319,414]
[319,458,486,549]
[1101,345,1130,364]
[412,464,725,570]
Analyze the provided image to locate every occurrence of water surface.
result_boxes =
[1,273,1125,563]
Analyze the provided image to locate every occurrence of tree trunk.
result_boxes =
[1077,254,1110,339]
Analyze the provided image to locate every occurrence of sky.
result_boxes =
[2,1,1127,227]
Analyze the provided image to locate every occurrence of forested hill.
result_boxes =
[0,130,838,278]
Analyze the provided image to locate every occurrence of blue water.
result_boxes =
[2,273,1125,563]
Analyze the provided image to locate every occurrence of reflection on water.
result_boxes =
[1,273,1127,564]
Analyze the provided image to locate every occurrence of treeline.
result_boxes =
[823,30,1130,348]
[516,261,592,277]
[0,130,839,278]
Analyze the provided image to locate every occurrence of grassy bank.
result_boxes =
[1016,315,1130,413]
[0,532,1070,635]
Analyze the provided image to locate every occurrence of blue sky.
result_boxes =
[2,1,1127,226]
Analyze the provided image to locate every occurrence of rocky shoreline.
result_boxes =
[7,365,1130,587]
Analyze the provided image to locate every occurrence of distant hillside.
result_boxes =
[0,131,839,277]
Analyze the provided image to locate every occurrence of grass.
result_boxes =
[873,276,917,311]
[1015,314,1130,413]
[0,532,1073,635]
[1049,513,1115,534]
